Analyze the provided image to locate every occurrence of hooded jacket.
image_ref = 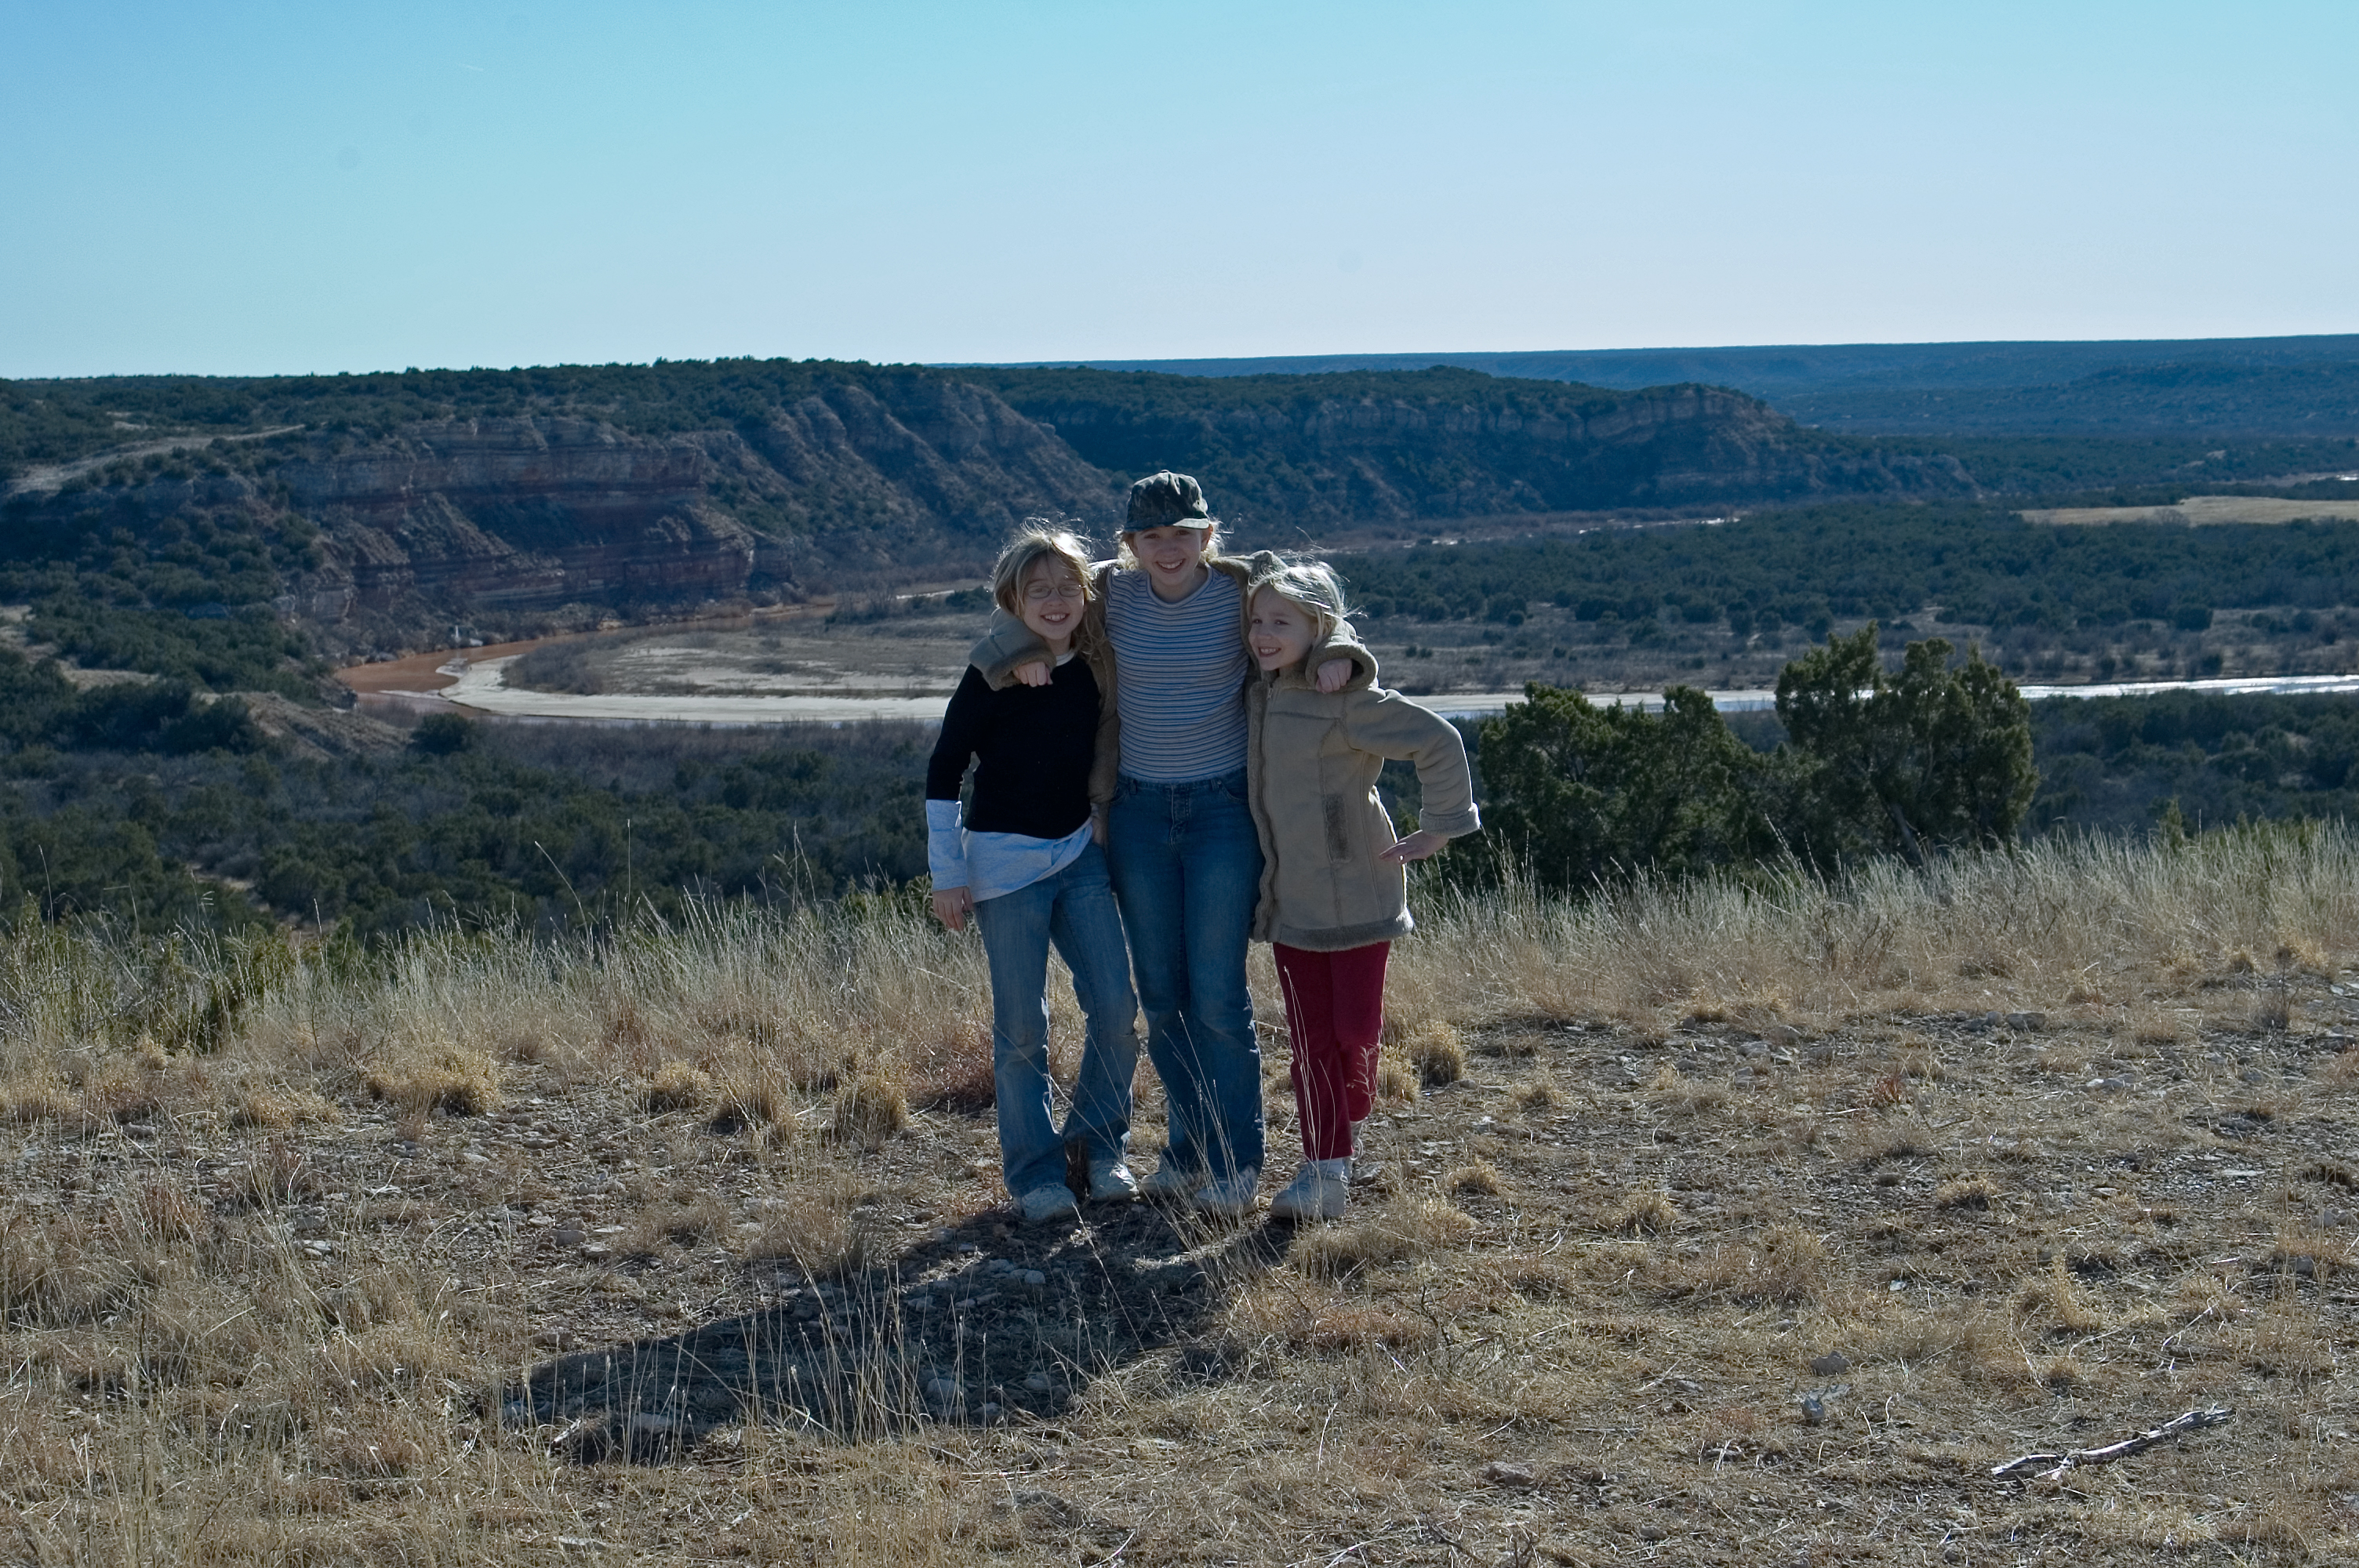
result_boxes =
[1245,655,1481,952]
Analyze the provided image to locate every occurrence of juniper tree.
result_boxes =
[1471,683,1776,890]
[1774,624,2036,866]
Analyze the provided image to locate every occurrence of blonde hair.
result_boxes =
[1252,561,1350,643]
[991,521,1097,644]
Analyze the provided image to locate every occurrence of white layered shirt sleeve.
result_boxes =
[926,799,1092,902]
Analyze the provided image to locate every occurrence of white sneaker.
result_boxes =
[1191,1168,1261,1218]
[1139,1160,1201,1201]
[1087,1159,1140,1203]
[1267,1160,1351,1221]
[1017,1185,1079,1225]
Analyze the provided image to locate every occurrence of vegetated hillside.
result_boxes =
[970,366,1971,527]
[2029,689,2359,833]
[1,361,1969,681]
[1034,336,2359,439]
[1332,503,2359,632]
[1027,331,2359,392]
[1783,360,2359,437]
[0,673,932,940]
[0,364,1121,670]
[1876,435,2359,496]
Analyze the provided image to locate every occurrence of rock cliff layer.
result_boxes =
[975,367,1972,525]
[284,419,756,611]
[3,361,1968,657]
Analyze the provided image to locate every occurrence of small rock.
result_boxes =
[980,1402,1003,1421]
[1800,1394,1826,1425]
[580,1243,611,1260]
[461,1151,490,1165]
[1808,1352,1849,1377]
[533,1328,578,1351]
[1763,1024,1803,1049]
[1021,1269,1046,1287]
[2005,1011,2047,1032]
[2088,1077,2131,1093]
[1888,1278,1909,1292]
[1481,1461,1536,1488]
[1024,1371,1053,1392]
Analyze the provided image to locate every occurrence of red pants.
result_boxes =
[1274,941,1390,1161]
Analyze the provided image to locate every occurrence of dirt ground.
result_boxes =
[6,960,2356,1563]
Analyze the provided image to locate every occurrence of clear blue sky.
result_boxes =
[4,1,2354,378]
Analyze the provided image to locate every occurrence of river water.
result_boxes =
[352,656,2359,729]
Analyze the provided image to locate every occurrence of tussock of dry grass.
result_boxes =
[1609,1191,1679,1236]
[1933,1174,1997,1210]
[833,1071,911,1142]
[365,1044,502,1117]
[229,1082,339,1128]
[1384,1018,1467,1086]
[1372,1051,1419,1104]
[1445,1159,1505,1196]
[2019,1256,2106,1332]
[640,1058,713,1113]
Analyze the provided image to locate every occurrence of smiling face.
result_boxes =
[1249,587,1318,673]
[1018,556,1085,655]
[1127,524,1212,601]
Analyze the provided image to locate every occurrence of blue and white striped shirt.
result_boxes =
[1107,568,1249,782]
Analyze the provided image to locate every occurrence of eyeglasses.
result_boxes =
[1023,579,1085,603]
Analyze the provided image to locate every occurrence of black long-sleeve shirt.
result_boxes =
[925,659,1101,839]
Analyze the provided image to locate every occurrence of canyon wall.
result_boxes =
[4,362,1968,659]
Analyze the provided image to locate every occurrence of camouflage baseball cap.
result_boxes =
[1126,470,1216,530]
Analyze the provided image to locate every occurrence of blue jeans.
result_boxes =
[971,842,1140,1197]
[1106,770,1265,1181]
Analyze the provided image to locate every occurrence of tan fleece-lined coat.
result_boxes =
[1245,657,1481,952]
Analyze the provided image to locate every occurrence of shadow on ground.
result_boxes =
[506,1196,1292,1461]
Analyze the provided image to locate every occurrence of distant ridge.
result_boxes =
[978,334,2359,400]
[973,336,2359,438]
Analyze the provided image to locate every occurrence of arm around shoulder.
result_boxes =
[1311,618,1378,690]
[969,609,1049,690]
[965,561,1114,688]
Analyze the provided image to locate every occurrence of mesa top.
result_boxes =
[1107,567,1249,782]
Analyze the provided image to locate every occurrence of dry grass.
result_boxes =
[2,827,2358,1562]
[640,1058,713,1113]
[1386,1018,1467,1086]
